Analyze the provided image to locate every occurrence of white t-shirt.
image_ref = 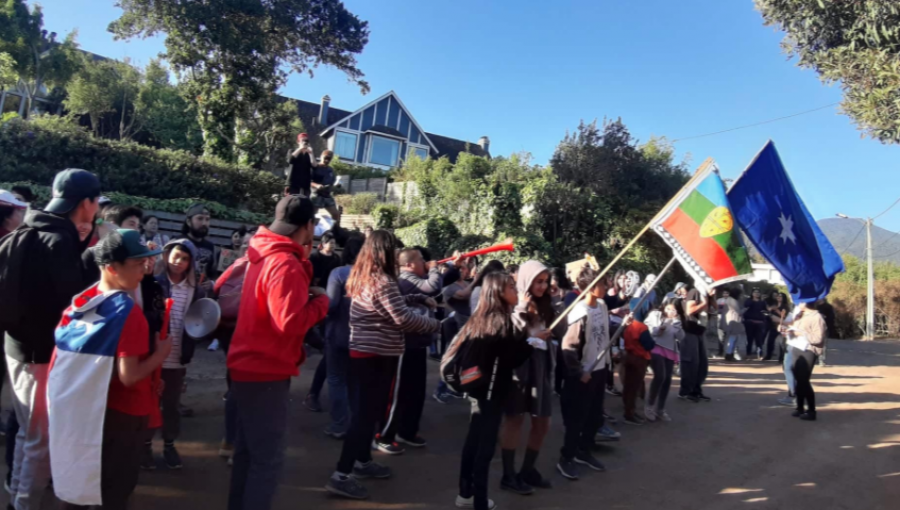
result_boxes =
[572,300,610,373]
[164,278,195,369]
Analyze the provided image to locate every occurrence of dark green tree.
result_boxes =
[110,0,370,162]
[756,0,900,143]
[0,0,80,117]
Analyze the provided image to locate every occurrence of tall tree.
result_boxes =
[64,55,130,135]
[0,0,80,117]
[110,0,370,162]
[756,0,900,144]
[0,52,16,90]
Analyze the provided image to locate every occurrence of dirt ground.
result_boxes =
[10,339,900,510]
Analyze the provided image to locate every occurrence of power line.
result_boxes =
[842,223,867,256]
[873,195,900,221]
[671,103,840,143]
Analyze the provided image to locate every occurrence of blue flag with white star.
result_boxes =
[728,141,844,303]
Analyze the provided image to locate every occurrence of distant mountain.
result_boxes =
[817,217,900,265]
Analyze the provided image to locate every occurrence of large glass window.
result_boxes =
[334,131,357,160]
[409,146,428,161]
[369,135,400,167]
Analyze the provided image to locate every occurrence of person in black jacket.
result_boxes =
[0,168,100,510]
[456,272,532,510]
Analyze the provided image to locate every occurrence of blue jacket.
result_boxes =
[325,265,352,350]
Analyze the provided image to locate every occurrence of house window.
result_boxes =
[334,131,357,160]
[369,135,400,167]
[408,146,428,161]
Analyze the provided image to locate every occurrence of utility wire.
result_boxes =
[842,223,867,256]
[873,195,900,221]
[672,103,839,143]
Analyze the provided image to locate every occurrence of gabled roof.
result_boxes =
[367,125,407,139]
[292,99,352,128]
[317,90,438,153]
[426,132,490,161]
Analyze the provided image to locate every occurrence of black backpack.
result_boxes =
[440,332,497,395]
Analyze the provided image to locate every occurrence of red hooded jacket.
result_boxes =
[227,227,329,382]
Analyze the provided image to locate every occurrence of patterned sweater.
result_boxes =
[349,276,440,356]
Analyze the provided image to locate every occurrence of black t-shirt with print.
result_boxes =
[684,288,706,335]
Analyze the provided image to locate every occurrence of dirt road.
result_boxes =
[20,339,900,510]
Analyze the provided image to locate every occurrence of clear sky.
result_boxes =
[34,0,900,232]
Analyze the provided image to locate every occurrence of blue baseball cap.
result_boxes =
[94,229,163,265]
[45,169,101,214]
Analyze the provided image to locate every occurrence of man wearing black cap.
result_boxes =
[0,168,100,510]
[226,195,329,510]
[181,202,218,282]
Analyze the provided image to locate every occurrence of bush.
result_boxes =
[395,218,461,258]
[335,192,379,215]
[1,181,270,224]
[0,116,283,214]
[372,204,398,229]
[332,160,391,181]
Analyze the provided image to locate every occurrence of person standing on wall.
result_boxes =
[0,169,101,510]
[287,133,317,197]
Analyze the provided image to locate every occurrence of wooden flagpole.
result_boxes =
[547,157,716,331]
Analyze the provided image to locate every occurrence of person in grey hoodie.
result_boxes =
[374,248,443,453]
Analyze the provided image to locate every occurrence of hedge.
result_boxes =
[395,218,461,258]
[0,116,283,214]
[1,181,271,224]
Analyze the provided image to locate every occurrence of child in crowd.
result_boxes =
[146,239,207,470]
[557,267,612,480]
[49,230,168,509]
[622,314,651,425]
[455,272,533,510]
[499,261,556,494]
[645,301,686,422]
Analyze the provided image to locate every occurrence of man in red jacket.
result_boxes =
[226,195,328,510]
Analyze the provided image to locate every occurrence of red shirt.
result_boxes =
[63,285,153,416]
[623,321,652,361]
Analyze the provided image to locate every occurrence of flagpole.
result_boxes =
[547,158,716,331]
[728,140,772,190]
[586,255,678,374]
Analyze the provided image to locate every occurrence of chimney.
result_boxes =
[477,136,490,155]
[319,95,331,125]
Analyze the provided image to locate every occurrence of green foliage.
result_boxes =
[0,115,282,213]
[372,204,398,229]
[331,160,389,182]
[0,181,270,224]
[0,1,81,116]
[395,218,461,258]
[0,52,17,89]
[835,254,900,283]
[138,61,202,152]
[756,0,900,143]
[110,0,370,162]
[64,55,128,136]
[336,192,379,215]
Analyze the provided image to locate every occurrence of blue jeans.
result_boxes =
[228,379,290,510]
[783,348,796,395]
[325,342,350,435]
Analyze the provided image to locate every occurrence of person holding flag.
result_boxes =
[48,230,168,509]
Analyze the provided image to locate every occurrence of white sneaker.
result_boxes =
[644,406,657,422]
[456,495,496,509]
[208,339,220,351]
[657,410,672,422]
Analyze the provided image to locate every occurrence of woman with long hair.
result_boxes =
[645,300,686,422]
[455,273,533,510]
[326,231,441,500]
[469,260,505,312]
[499,261,556,494]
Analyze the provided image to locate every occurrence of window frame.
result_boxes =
[332,129,359,161]
[366,134,402,168]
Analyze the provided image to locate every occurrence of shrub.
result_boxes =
[336,192,379,215]
[372,204,398,229]
[0,116,283,214]
[1,181,270,224]
[395,218,461,257]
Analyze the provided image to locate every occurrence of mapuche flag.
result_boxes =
[652,159,752,288]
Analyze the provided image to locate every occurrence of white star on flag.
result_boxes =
[73,307,106,337]
[779,212,796,245]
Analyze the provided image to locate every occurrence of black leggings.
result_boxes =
[459,397,503,510]
[791,348,818,413]
[336,356,398,474]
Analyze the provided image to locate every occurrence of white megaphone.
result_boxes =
[184,298,222,339]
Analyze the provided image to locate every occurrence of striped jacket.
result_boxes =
[349,276,440,356]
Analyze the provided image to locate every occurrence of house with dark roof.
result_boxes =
[292,90,490,169]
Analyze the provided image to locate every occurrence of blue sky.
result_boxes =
[35,0,900,232]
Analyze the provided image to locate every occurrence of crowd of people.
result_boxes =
[0,150,832,510]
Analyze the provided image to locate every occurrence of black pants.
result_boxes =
[160,368,186,443]
[647,354,675,412]
[764,324,778,359]
[791,348,818,413]
[745,321,766,356]
[554,341,566,395]
[380,348,427,442]
[560,369,606,460]
[310,353,327,399]
[337,356,398,474]
[459,397,503,510]
[60,409,148,510]
[679,333,708,397]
